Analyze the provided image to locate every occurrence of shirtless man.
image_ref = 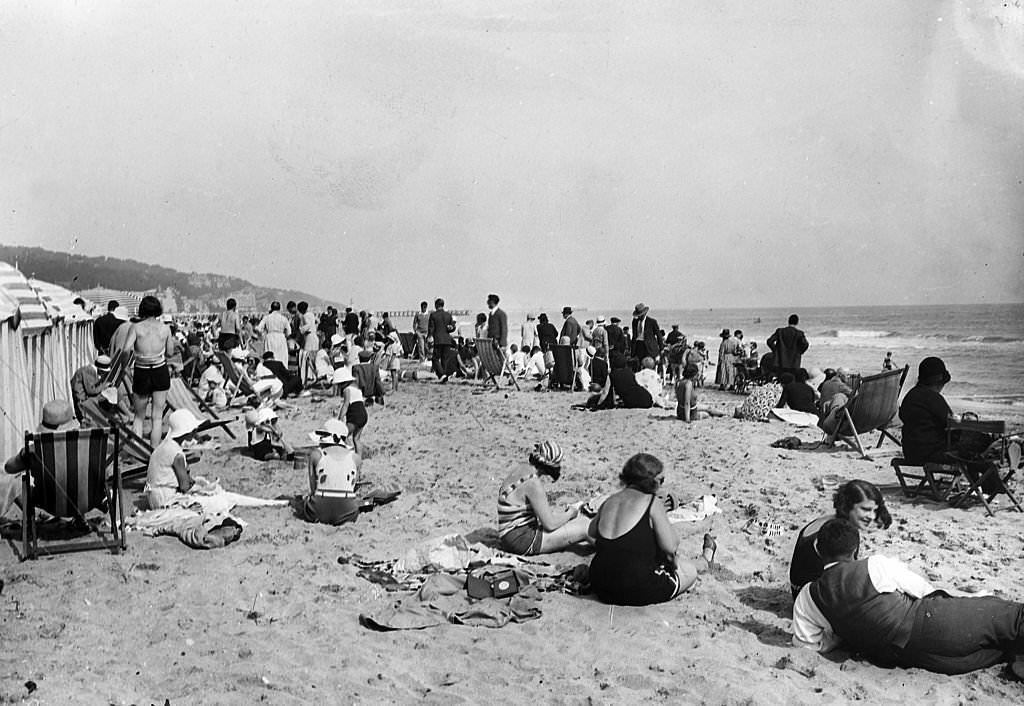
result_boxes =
[124,295,177,447]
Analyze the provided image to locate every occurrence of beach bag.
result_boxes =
[466,566,521,599]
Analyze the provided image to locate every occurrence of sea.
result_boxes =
[387,303,1024,416]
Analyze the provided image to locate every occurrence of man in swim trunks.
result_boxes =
[124,295,177,447]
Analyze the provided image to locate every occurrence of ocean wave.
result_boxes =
[819,329,897,339]
[813,332,1024,347]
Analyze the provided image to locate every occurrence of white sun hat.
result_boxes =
[332,367,354,384]
[166,409,202,438]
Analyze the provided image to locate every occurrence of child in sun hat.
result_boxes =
[299,418,361,525]
[145,409,202,509]
[333,367,367,454]
[244,406,295,462]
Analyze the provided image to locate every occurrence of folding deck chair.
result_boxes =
[100,349,135,398]
[892,418,1023,516]
[215,350,258,406]
[474,338,521,391]
[20,426,126,559]
[824,365,908,458]
[164,375,237,439]
[549,345,578,391]
[79,398,153,480]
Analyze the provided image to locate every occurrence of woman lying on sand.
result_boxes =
[789,479,892,598]
[675,364,726,422]
[497,441,593,556]
[588,453,716,606]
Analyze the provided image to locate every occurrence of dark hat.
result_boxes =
[562,306,573,316]
[720,328,730,338]
[632,302,649,317]
[358,350,374,362]
[609,316,621,324]
[918,356,951,385]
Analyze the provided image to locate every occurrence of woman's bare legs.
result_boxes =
[537,515,593,553]
[150,390,168,447]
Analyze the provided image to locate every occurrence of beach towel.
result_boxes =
[666,495,721,523]
[358,572,543,631]
[770,408,820,427]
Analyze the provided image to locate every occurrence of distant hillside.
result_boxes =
[0,244,333,312]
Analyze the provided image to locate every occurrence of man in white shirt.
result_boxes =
[792,518,1024,678]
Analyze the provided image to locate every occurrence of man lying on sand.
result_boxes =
[793,518,1024,680]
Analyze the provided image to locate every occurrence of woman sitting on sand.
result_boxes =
[588,453,716,606]
[145,409,202,509]
[777,369,818,414]
[594,351,653,409]
[497,441,593,555]
[675,364,726,422]
[788,479,892,598]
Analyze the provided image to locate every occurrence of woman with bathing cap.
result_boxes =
[497,441,594,555]
[145,409,202,509]
[588,453,716,606]
[789,479,892,598]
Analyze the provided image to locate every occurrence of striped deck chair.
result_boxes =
[79,398,152,480]
[20,426,126,559]
[101,349,135,397]
[824,366,909,458]
[164,376,237,439]
[215,350,258,406]
[474,338,520,391]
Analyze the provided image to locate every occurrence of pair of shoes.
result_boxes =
[439,375,449,384]
[702,533,718,568]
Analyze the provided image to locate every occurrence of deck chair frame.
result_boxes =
[892,448,1023,517]
[215,350,258,406]
[474,338,521,391]
[79,398,152,479]
[21,426,126,559]
[164,375,237,439]
[826,365,909,458]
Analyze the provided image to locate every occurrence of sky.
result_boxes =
[1,0,1022,312]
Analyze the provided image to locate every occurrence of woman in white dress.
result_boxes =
[258,301,290,364]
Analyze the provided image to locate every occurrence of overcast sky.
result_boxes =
[1,1,1021,312]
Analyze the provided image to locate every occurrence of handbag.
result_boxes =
[466,566,521,599]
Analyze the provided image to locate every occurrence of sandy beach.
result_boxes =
[2,377,1022,705]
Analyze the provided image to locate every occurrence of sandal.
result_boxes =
[702,533,718,568]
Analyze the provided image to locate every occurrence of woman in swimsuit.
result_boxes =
[588,453,716,606]
[124,295,177,447]
[497,441,593,556]
[788,479,891,598]
[675,363,726,422]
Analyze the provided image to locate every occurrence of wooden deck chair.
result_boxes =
[398,332,416,357]
[549,345,578,391]
[215,350,258,406]
[100,349,135,398]
[474,338,520,391]
[79,398,152,480]
[20,426,126,559]
[825,366,908,458]
[164,376,237,439]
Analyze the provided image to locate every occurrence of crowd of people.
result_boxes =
[3,293,1022,685]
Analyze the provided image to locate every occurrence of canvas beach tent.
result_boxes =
[0,262,96,461]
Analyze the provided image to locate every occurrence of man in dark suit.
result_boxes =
[342,307,360,344]
[92,300,122,354]
[427,298,456,381]
[766,313,809,376]
[486,294,508,349]
[560,307,581,346]
[631,302,664,363]
[605,316,626,355]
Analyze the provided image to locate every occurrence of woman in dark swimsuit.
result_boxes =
[588,453,716,606]
[789,479,892,598]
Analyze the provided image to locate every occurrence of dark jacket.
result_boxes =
[486,308,508,348]
[766,325,809,370]
[631,316,664,360]
[93,312,121,352]
[428,309,455,346]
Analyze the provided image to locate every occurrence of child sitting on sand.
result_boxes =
[244,407,296,461]
[497,441,594,555]
[300,418,360,526]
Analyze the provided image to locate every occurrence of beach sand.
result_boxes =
[2,379,1022,704]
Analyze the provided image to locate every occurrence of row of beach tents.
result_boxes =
[0,261,98,461]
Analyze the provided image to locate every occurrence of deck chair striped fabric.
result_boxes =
[474,338,520,391]
[21,426,126,559]
[824,366,908,458]
[165,376,236,439]
[215,350,257,406]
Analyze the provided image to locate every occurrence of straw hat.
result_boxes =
[632,302,649,317]
[41,400,75,429]
[309,418,348,445]
[596,315,606,324]
[166,409,202,438]
[332,367,354,384]
[112,306,131,322]
[330,333,344,346]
